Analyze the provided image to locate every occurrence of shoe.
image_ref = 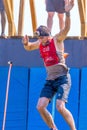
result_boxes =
[1,33,7,38]
[50,128,58,130]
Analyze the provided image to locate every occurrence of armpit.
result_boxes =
[54,32,66,43]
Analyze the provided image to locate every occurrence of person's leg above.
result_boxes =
[54,0,65,30]
[56,74,76,130]
[47,12,55,32]
[45,0,55,32]
[36,79,58,130]
[1,10,6,36]
[57,13,65,30]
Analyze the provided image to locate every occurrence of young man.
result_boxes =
[22,1,76,130]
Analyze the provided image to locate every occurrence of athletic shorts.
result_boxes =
[46,0,65,13]
[0,0,5,11]
[40,74,71,102]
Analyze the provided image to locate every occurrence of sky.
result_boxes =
[0,0,86,36]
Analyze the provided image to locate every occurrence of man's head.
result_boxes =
[34,25,51,38]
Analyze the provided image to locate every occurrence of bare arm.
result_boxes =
[54,13,70,43]
[54,0,74,43]
[22,35,40,51]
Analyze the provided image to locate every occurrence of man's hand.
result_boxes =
[22,35,29,46]
[65,0,74,12]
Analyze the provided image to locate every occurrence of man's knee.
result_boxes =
[56,100,65,113]
[58,13,64,20]
[48,12,55,18]
[36,103,43,111]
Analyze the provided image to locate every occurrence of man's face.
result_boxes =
[39,36,49,44]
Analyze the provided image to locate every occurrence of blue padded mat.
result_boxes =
[28,67,80,130]
[0,66,29,130]
[78,67,87,130]
[28,67,53,130]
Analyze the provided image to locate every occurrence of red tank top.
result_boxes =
[39,39,60,66]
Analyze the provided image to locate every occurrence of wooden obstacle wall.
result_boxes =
[3,0,87,37]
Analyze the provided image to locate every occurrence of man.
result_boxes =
[0,0,6,37]
[22,0,76,130]
[45,0,72,32]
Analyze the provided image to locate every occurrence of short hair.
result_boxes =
[34,25,51,37]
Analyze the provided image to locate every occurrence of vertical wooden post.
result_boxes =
[18,0,25,36]
[3,0,16,36]
[77,0,87,37]
[29,0,37,33]
[8,0,14,33]
[8,0,16,36]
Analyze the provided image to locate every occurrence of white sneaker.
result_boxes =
[50,128,58,130]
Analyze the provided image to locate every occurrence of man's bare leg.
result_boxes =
[47,12,55,32]
[57,13,65,30]
[56,100,76,130]
[37,97,58,130]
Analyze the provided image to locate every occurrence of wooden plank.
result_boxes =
[29,0,37,33]
[18,0,25,36]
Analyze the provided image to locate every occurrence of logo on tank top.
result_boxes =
[42,46,50,52]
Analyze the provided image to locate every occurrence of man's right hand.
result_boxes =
[65,0,74,12]
[22,35,29,46]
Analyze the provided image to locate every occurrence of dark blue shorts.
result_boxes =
[46,0,65,13]
[0,0,5,11]
[40,74,71,102]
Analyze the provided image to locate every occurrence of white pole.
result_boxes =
[52,95,56,120]
[2,61,12,130]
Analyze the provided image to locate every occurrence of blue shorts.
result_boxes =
[46,0,65,13]
[0,0,5,11]
[40,74,71,102]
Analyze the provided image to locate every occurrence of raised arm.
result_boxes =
[54,0,74,42]
[22,35,39,51]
